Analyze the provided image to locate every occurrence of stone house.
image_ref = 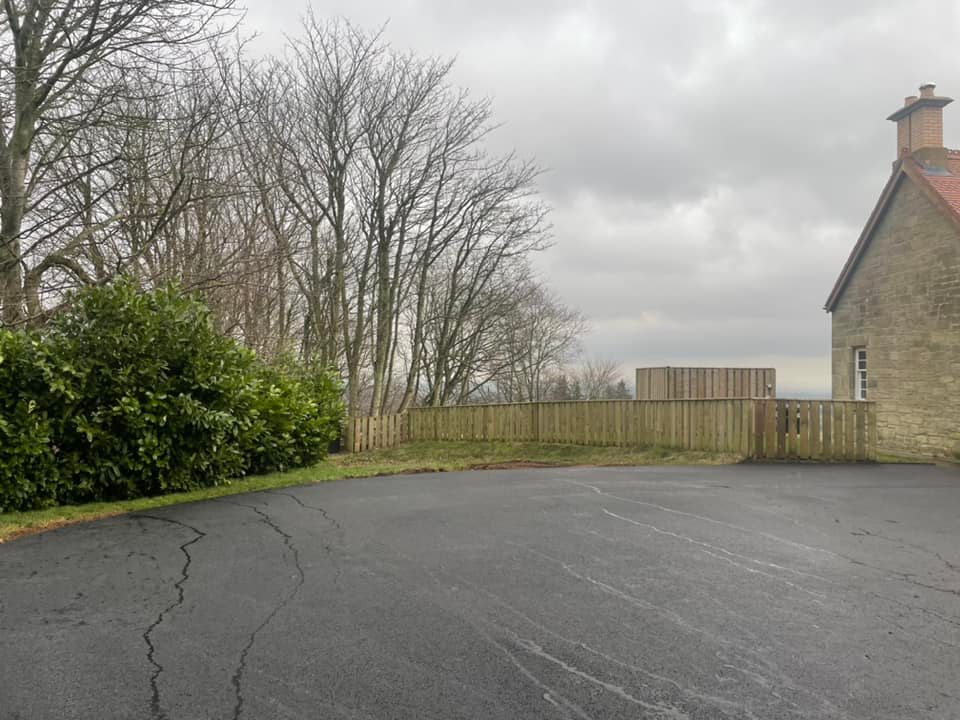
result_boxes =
[826,83,960,458]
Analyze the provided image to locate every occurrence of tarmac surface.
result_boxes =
[2,462,959,719]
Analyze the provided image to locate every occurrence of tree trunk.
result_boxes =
[0,126,32,326]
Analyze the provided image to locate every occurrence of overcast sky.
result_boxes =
[242,0,960,395]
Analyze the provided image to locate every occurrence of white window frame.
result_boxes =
[854,348,868,401]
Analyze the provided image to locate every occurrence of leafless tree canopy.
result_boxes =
[0,0,241,321]
[570,357,632,400]
[0,8,588,414]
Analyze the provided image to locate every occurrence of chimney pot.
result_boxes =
[905,95,918,106]
[920,82,936,97]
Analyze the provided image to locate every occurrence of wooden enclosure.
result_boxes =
[635,367,776,400]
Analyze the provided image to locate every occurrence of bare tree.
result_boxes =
[479,283,585,403]
[235,17,551,415]
[231,19,384,410]
[571,357,627,400]
[418,259,530,406]
[0,0,238,325]
[1,11,575,420]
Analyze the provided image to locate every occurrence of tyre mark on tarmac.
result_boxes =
[601,509,829,601]
[506,632,691,719]
[472,624,597,720]
[513,542,847,719]
[448,572,759,719]
[559,478,842,557]
[561,476,960,637]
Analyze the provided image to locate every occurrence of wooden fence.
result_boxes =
[407,400,755,454]
[752,399,877,461]
[636,367,776,400]
[403,399,877,461]
[343,413,408,453]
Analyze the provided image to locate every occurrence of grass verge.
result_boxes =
[0,441,739,543]
[876,452,935,464]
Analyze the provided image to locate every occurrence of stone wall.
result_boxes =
[831,176,960,458]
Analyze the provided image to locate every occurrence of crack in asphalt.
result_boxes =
[263,489,343,588]
[263,489,342,530]
[900,575,960,597]
[937,552,960,574]
[851,528,960,578]
[849,529,960,596]
[221,500,306,720]
[135,515,207,720]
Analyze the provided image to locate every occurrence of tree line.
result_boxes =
[0,1,629,414]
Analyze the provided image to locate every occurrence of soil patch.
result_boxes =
[469,461,572,470]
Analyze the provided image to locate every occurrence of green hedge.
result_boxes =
[0,332,61,510]
[0,280,344,512]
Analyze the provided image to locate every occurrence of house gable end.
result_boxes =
[825,159,960,311]
[829,170,960,456]
[824,168,905,312]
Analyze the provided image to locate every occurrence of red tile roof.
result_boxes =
[920,168,960,219]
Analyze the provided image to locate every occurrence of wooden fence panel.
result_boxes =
[855,403,867,462]
[753,400,765,458]
[844,403,856,461]
[810,401,821,459]
[762,400,774,459]
[797,401,808,458]
[775,401,785,459]
[344,414,408,452]
[406,399,754,454]
[355,398,876,460]
[738,400,874,462]
[819,401,828,460]
[830,403,841,461]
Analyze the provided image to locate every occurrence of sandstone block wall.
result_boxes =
[832,177,960,457]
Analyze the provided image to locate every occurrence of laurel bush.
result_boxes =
[0,280,343,511]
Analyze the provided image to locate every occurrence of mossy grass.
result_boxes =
[0,441,740,542]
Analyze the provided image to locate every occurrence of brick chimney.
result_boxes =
[887,83,953,168]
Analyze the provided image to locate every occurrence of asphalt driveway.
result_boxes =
[1,463,959,719]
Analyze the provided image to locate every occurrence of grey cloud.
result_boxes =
[241,0,960,393]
